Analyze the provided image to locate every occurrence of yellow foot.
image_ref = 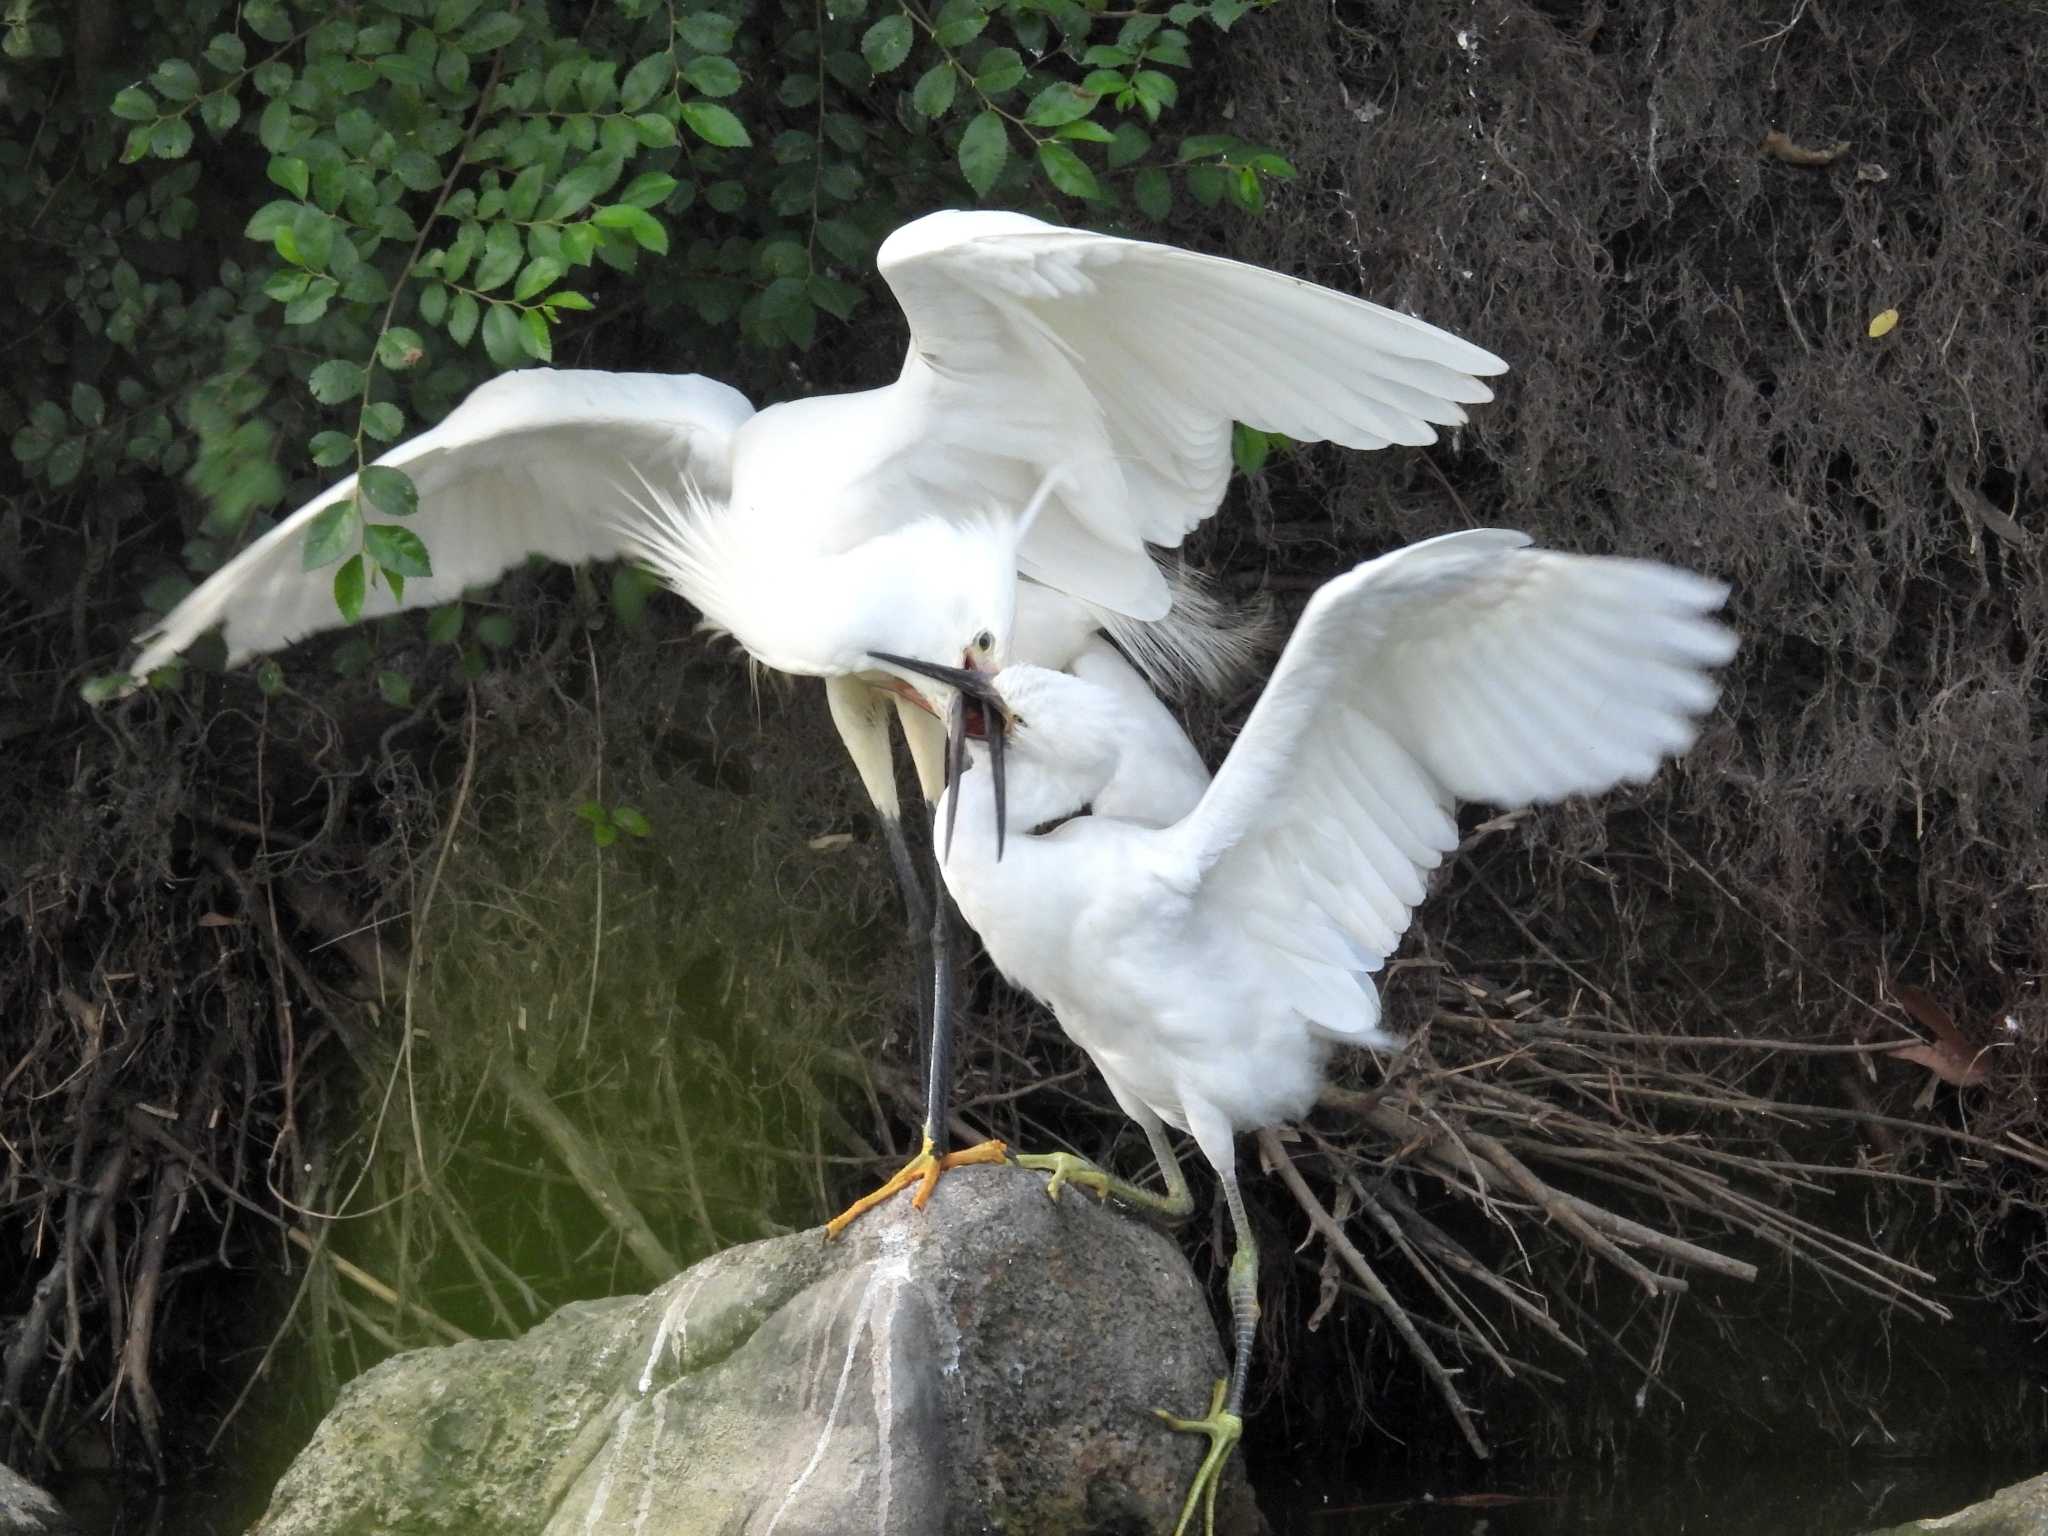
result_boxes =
[1013,1150,1111,1202]
[823,1135,1008,1240]
[1154,1378,1243,1536]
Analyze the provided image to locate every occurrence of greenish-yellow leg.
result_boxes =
[1013,1120,1194,1221]
[1156,1172,1258,1536]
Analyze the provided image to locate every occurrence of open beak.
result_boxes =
[868,652,1010,862]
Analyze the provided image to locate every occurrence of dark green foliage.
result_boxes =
[5,0,1294,673]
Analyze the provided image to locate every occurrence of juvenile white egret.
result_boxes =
[892,529,1738,1536]
[117,208,1507,1228]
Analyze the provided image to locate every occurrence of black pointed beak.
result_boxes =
[869,652,1011,862]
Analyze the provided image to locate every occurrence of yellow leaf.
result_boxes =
[1868,307,1899,338]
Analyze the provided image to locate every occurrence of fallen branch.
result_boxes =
[1258,1127,1491,1459]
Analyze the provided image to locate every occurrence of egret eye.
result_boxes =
[974,629,995,653]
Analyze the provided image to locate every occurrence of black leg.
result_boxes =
[879,812,934,1056]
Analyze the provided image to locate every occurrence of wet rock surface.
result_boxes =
[1861,1472,2048,1536]
[0,1464,76,1536]
[252,1164,1262,1535]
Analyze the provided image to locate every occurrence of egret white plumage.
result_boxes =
[892,529,1738,1536]
[114,208,1506,1230]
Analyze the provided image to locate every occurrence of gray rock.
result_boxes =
[254,1164,1263,1535]
[1861,1474,2048,1535]
[0,1463,77,1536]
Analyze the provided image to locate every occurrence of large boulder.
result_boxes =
[254,1164,1263,1534]
[0,1464,75,1536]
[1861,1473,2048,1535]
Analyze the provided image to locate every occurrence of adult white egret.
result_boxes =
[890,529,1738,1536]
[116,208,1507,1228]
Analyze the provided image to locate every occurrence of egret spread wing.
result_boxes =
[127,369,752,679]
[1165,529,1736,1038]
[875,211,1508,614]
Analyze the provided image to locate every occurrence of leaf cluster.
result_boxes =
[4,0,1295,694]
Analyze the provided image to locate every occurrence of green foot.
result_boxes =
[1012,1150,1111,1203]
[1154,1379,1242,1536]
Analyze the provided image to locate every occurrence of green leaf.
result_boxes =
[480,302,524,367]
[427,604,464,645]
[1133,164,1171,218]
[540,157,620,221]
[932,0,987,47]
[152,59,200,101]
[958,110,1007,196]
[912,64,956,118]
[861,14,912,74]
[974,47,1024,94]
[631,112,678,148]
[1055,120,1115,143]
[519,308,553,361]
[377,327,426,370]
[619,172,678,209]
[612,805,652,838]
[360,402,405,441]
[620,51,671,112]
[513,257,564,301]
[308,358,366,404]
[287,204,334,269]
[679,100,749,148]
[303,501,360,571]
[1231,422,1270,475]
[472,220,522,291]
[110,87,155,121]
[756,238,808,278]
[377,669,413,708]
[376,54,434,88]
[1108,120,1150,169]
[200,94,242,135]
[1037,141,1100,199]
[310,430,353,467]
[365,522,432,578]
[47,438,85,487]
[545,291,593,312]
[679,11,736,51]
[476,612,515,648]
[256,660,286,696]
[683,55,742,97]
[448,291,480,345]
[245,0,292,42]
[257,97,295,152]
[610,565,659,628]
[71,382,105,427]
[333,553,366,622]
[150,117,194,159]
[503,164,545,221]
[435,0,485,32]
[459,11,523,51]
[205,32,247,71]
[590,203,668,253]
[1024,82,1096,127]
[268,155,309,198]
[392,149,441,191]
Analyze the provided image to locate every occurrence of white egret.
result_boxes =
[115,208,1507,1228]
[890,529,1738,1536]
